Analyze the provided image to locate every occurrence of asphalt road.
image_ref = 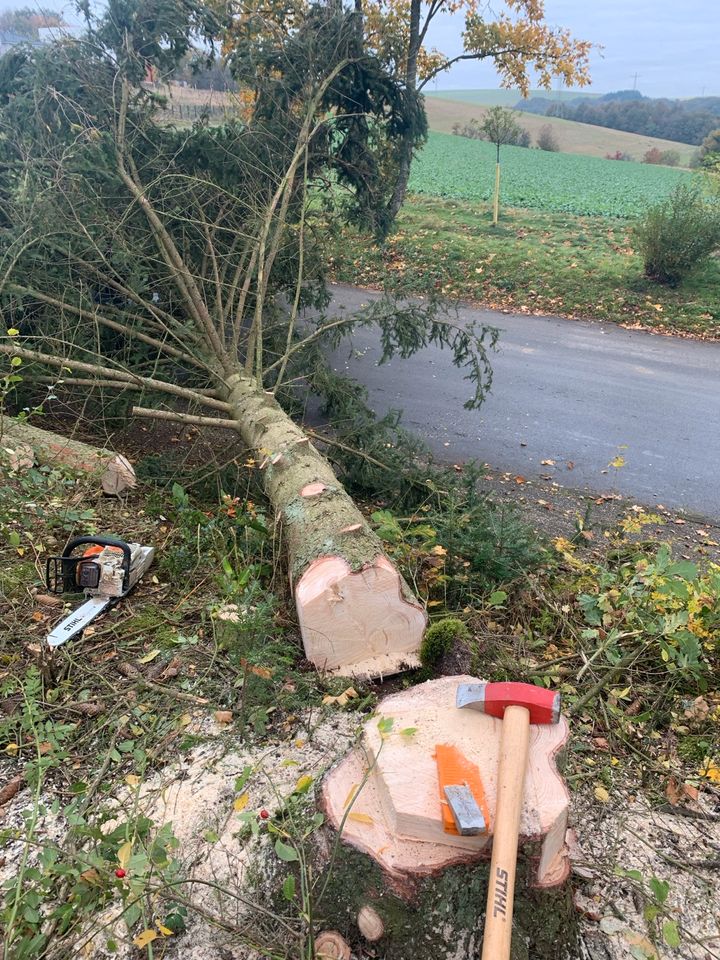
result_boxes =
[326,284,720,520]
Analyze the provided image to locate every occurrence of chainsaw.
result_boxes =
[45,535,155,647]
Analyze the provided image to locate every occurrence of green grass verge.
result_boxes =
[330,195,720,337]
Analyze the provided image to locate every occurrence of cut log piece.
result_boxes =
[0,418,135,495]
[316,676,575,959]
[223,372,425,677]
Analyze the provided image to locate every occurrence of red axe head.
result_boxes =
[456,681,560,725]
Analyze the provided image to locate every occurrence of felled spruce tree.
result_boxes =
[0,0,494,675]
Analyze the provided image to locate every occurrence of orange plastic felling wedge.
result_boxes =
[435,743,490,835]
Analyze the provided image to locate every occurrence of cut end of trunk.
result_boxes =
[322,676,570,890]
[295,555,425,677]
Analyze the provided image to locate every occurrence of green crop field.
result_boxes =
[409,132,692,217]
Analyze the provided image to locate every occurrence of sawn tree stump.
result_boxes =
[316,676,577,959]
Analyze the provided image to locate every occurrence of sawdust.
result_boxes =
[83,711,361,959]
[571,789,720,960]
[1,713,717,959]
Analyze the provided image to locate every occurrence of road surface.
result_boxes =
[326,284,720,519]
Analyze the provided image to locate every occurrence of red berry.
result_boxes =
[115,868,127,878]
[259,809,270,820]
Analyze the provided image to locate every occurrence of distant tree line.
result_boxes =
[516,90,720,145]
[0,5,64,38]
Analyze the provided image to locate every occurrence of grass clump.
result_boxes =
[633,183,720,286]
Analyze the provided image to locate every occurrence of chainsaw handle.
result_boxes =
[61,536,132,591]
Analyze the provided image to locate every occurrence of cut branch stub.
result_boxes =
[222,372,425,677]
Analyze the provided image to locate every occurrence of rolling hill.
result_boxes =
[427,88,599,107]
[424,93,695,165]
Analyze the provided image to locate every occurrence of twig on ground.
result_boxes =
[117,662,209,705]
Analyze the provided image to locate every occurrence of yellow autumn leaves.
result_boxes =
[133,925,173,948]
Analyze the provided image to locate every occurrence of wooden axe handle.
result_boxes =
[481,704,531,960]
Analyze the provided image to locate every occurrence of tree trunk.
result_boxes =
[0,417,136,495]
[223,372,426,677]
[387,131,416,224]
[386,0,422,224]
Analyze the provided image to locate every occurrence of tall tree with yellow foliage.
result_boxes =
[359,0,592,219]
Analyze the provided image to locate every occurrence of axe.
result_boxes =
[456,681,561,960]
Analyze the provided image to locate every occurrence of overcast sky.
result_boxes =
[1,0,717,98]
[425,0,719,98]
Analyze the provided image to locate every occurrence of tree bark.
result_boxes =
[386,0,422,224]
[0,418,136,495]
[223,372,426,677]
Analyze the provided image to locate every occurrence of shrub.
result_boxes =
[699,127,720,167]
[643,147,680,166]
[536,124,560,152]
[577,544,719,679]
[633,183,720,285]
[605,150,634,161]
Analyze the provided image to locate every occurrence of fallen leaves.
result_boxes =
[239,659,273,680]
[683,696,710,724]
[137,649,161,664]
[322,687,358,707]
[0,774,24,808]
[665,776,699,806]
[699,758,720,783]
[133,930,158,948]
[133,925,174,948]
[294,775,313,794]
[117,841,132,871]
[343,784,359,808]
[347,812,374,825]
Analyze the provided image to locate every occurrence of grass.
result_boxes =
[410,132,692,217]
[330,194,720,337]
[424,95,696,165]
